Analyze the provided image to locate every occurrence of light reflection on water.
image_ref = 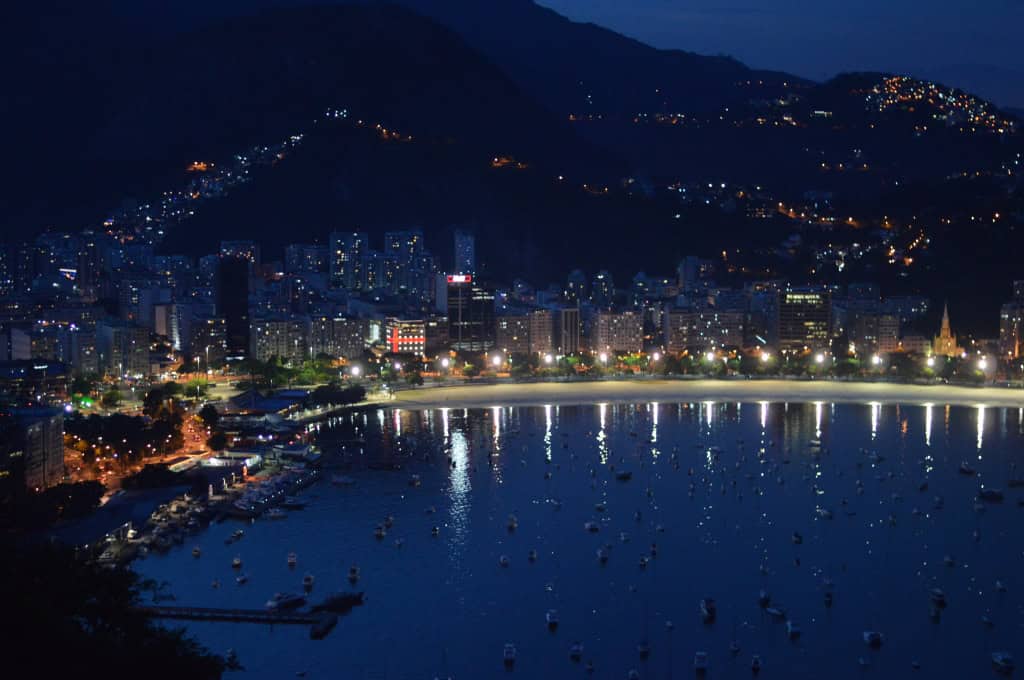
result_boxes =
[135,402,1024,680]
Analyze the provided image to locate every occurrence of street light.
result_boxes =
[350,365,361,377]
[815,353,825,364]
[978,358,988,371]
[652,352,661,362]
[599,352,608,364]
[544,354,554,365]
[926,356,935,368]
[705,351,715,363]
[441,357,450,369]
[760,352,771,363]
[871,354,882,366]
[492,355,502,368]
[393,361,402,371]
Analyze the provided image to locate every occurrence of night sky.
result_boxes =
[539,0,1024,108]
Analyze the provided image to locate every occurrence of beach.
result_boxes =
[392,378,1024,410]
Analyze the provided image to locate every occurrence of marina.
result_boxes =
[135,401,1024,678]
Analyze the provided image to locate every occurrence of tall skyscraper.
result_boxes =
[454,229,476,275]
[778,288,831,352]
[216,256,250,360]
[447,275,494,351]
[329,231,369,289]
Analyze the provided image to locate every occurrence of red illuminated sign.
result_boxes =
[447,274,472,283]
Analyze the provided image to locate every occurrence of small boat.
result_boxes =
[929,588,947,607]
[409,474,422,487]
[765,606,786,620]
[751,655,762,674]
[431,526,440,537]
[331,475,356,486]
[791,532,803,545]
[528,549,538,562]
[303,573,315,590]
[233,529,245,540]
[597,547,609,564]
[503,643,516,667]
[192,546,201,558]
[992,652,1015,675]
[758,590,771,608]
[584,521,600,532]
[694,651,709,674]
[729,641,741,656]
[786,620,801,639]
[232,556,243,569]
[266,508,288,520]
[569,642,583,661]
[507,514,518,531]
[615,470,632,481]
[978,488,1004,502]
[637,640,651,659]
[383,515,394,529]
[862,631,884,648]
[288,552,298,567]
[594,502,606,512]
[374,524,387,540]
[281,497,308,509]
[348,565,360,583]
[638,556,649,569]
[498,555,510,567]
[236,573,249,585]
[211,579,220,589]
[546,609,559,630]
[310,612,338,640]
[959,462,976,475]
[265,592,306,611]
[700,598,716,624]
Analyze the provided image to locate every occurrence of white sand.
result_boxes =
[391,379,1024,410]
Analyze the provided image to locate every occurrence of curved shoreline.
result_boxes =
[390,379,1024,410]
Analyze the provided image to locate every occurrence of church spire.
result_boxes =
[941,302,951,334]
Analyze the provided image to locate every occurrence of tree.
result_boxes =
[1,541,226,677]
[71,373,98,396]
[198,404,220,429]
[207,431,228,452]
[100,388,122,409]
[406,371,424,386]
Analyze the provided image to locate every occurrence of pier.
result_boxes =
[135,605,319,625]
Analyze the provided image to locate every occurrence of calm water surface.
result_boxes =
[136,402,1024,679]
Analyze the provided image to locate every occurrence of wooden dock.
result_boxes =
[135,605,319,625]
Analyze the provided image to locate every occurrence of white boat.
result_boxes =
[584,521,600,532]
[409,474,422,487]
[265,592,306,611]
[700,598,716,623]
[303,573,315,589]
[236,573,248,585]
[383,515,394,529]
[266,508,287,520]
[546,609,559,630]
[528,549,538,562]
[231,556,242,569]
[929,588,947,607]
[597,547,609,564]
[694,651,709,673]
[498,555,510,567]
[503,643,516,667]
[862,631,884,648]
[992,652,1015,675]
[751,655,763,673]
[431,526,440,537]
[374,524,387,540]
[506,514,518,531]
[786,620,801,639]
[192,546,201,558]
[287,552,298,567]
